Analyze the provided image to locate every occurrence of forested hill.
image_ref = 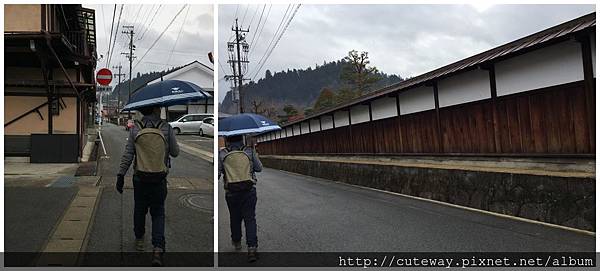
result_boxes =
[220,60,402,114]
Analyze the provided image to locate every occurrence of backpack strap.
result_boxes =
[155,120,165,130]
[134,119,144,130]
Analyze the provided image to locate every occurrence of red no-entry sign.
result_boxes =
[96,68,113,86]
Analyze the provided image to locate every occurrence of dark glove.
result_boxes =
[116,174,124,194]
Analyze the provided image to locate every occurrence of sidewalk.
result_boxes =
[4,159,79,187]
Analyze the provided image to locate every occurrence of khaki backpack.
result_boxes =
[222,148,253,184]
[134,120,168,182]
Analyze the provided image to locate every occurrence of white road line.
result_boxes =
[270,168,596,237]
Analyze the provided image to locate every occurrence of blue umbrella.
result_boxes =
[122,79,211,111]
[218,113,281,137]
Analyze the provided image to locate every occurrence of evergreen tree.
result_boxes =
[340,50,380,96]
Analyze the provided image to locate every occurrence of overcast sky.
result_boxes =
[218,4,595,102]
[86,4,213,87]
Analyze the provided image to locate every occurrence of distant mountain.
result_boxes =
[220,60,403,114]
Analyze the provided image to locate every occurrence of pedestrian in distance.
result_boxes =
[218,135,262,262]
[116,105,179,267]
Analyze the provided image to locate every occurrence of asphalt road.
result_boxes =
[85,123,213,265]
[218,168,595,252]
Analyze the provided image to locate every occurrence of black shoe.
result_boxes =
[232,240,242,251]
[152,247,164,267]
[247,247,258,263]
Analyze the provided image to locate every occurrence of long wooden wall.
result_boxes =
[258,81,594,156]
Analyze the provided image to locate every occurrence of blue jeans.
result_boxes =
[133,175,168,249]
[225,187,258,247]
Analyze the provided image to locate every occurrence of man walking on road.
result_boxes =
[116,105,179,266]
[219,135,262,262]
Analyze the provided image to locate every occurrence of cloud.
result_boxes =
[218,4,594,102]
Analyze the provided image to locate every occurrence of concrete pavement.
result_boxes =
[218,167,594,252]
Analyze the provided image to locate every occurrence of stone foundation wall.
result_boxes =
[261,157,595,231]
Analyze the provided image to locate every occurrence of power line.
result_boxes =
[250,4,292,77]
[136,4,156,38]
[107,4,124,68]
[247,5,259,30]
[138,4,163,41]
[251,4,301,80]
[248,4,270,58]
[134,4,188,69]
[131,4,144,27]
[218,61,228,78]
[106,4,116,68]
[165,5,191,69]
[240,4,249,26]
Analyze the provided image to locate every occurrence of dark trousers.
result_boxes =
[133,175,168,249]
[225,187,258,247]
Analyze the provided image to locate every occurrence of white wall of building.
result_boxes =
[310,119,320,132]
[438,69,491,107]
[495,40,584,96]
[152,64,213,89]
[398,86,435,115]
[350,105,370,124]
[371,96,398,120]
[334,111,350,127]
[321,115,334,130]
[286,126,293,137]
[293,124,301,135]
[301,121,310,134]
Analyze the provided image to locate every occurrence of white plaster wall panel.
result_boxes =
[371,96,398,120]
[321,115,334,130]
[286,127,293,137]
[495,41,584,96]
[301,122,310,134]
[310,119,320,132]
[591,32,596,77]
[281,129,287,138]
[293,124,301,135]
[438,69,491,107]
[334,111,349,127]
[350,105,370,124]
[398,86,435,115]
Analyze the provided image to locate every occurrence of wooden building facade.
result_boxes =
[4,4,98,162]
[257,13,596,158]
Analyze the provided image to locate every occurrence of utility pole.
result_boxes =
[112,64,125,125]
[226,19,249,113]
[122,25,135,118]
